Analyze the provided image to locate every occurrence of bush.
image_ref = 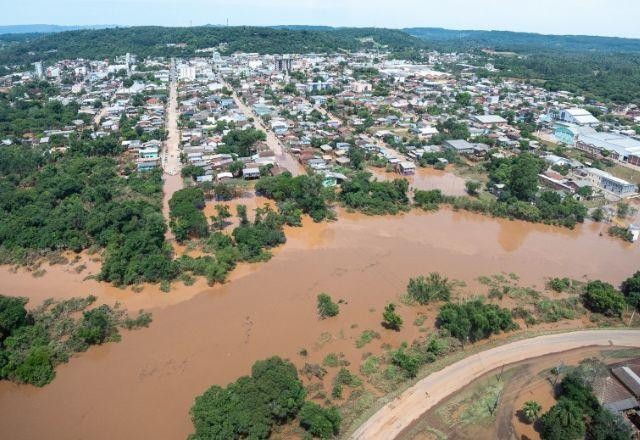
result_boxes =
[437,298,517,344]
[549,277,571,292]
[317,293,339,319]
[382,303,403,331]
[406,273,452,304]
[390,344,420,378]
[355,330,380,348]
[536,298,579,322]
[414,189,447,210]
[582,280,626,317]
[299,402,341,439]
[465,180,481,196]
[608,226,633,242]
[521,400,542,424]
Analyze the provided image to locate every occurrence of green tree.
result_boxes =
[211,204,232,231]
[577,186,593,198]
[592,207,605,222]
[583,280,626,317]
[189,356,305,440]
[465,180,481,196]
[0,296,28,341]
[382,303,403,331]
[317,293,339,319]
[456,92,472,106]
[616,202,631,219]
[299,402,341,439]
[437,299,517,345]
[169,187,209,242]
[508,152,543,201]
[621,271,640,310]
[236,204,249,226]
[219,128,266,157]
[181,165,205,180]
[228,160,244,177]
[521,400,542,424]
[347,146,366,170]
[539,398,586,440]
[76,305,116,345]
[588,407,634,440]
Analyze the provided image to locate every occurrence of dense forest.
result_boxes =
[0,26,425,66]
[405,28,640,104]
[405,27,640,54]
[482,52,640,104]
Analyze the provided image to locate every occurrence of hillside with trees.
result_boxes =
[0,26,426,66]
[405,27,640,54]
[407,27,640,104]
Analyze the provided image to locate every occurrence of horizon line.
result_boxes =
[0,23,639,41]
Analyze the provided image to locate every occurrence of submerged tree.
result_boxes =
[382,303,403,331]
[317,293,339,319]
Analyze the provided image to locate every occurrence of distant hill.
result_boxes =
[0,26,426,65]
[0,24,117,35]
[404,27,640,54]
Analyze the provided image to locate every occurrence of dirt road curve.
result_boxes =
[350,330,640,440]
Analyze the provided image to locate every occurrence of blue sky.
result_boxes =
[3,0,640,38]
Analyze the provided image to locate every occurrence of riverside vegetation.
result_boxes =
[0,294,151,386]
[185,269,639,438]
[189,356,341,440]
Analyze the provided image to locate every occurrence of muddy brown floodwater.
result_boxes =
[0,208,638,440]
[369,166,469,196]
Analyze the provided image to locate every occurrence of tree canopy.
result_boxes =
[437,298,517,344]
[189,356,306,440]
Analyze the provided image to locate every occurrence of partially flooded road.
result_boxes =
[227,85,304,176]
[0,209,638,440]
[162,61,183,241]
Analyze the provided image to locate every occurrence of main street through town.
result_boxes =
[162,59,183,241]
[225,84,304,176]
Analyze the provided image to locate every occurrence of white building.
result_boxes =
[34,61,44,78]
[178,65,196,81]
[559,108,599,126]
[583,168,637,198]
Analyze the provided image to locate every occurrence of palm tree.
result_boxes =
[521,400,542,424]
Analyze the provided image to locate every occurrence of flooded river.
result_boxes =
[0,208,638,440]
